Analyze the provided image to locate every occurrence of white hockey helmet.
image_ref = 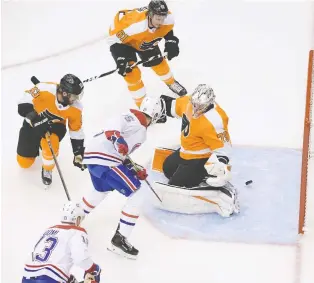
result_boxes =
[61,201,85,225]
[190,84,215,118]
[140,96,166,125]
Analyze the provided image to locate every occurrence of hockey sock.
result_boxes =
[151,60,174,85]
[118,190,143,238]
[81,190,110,214]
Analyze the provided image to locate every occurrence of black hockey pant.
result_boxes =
[162,149,209,188]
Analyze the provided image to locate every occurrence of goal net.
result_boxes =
[299,50,314,234]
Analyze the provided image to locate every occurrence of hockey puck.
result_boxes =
[245,180,253,185]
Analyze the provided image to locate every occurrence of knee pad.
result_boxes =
[17,155,35,168]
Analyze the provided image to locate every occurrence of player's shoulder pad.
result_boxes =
[129,109,148,128]
[177,94,191,104]
[164,12,174,25]
[202,103,222,128]
[71,100,83,111]
[50,224,87,234]
[121,9,149,36]
[35,82,58,95]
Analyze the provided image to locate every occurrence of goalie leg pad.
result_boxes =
[153,181,239,217]
[152,147,176,172]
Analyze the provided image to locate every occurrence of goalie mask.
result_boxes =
[190,84,216,118]
[61,201,85,225]
[140,96,166,125]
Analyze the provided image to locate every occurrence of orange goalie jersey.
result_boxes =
[21,82,84,139]
[108,7,174,51]
[173,96,231,160]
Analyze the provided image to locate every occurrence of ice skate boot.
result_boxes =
[168,80,187,97]
[41,167,52,188]
[108,230,138,260]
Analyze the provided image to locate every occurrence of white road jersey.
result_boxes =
[23,224,93,283]
[83,109,147,167]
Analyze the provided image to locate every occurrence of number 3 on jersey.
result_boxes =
[33,236,59,262]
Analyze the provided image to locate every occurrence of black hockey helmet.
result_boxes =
[148,0,168,17]
[58,74,84,105]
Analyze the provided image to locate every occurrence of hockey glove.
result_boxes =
[84,263,101,283]
[71,139,87,170]
[124,159,148,180]
[116,56,132,77]
[73,147,86,170]
[136,167,148,180]
[25,110,50,135]
[67,275,78,283]
[164,36,179,61]
[105,130,129,156]
[26,110,63,138]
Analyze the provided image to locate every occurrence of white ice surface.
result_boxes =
[2,1,314,282]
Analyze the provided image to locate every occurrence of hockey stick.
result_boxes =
[31,76,40,85]
[31,53,167,85]
[126,154,162,202]
[82,53,167,83]
[30,76,71,200]
[45,132,72,201]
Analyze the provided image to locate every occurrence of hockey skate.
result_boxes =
[167,80,187,97]
[107,230,139,260]
[41,167,52,188]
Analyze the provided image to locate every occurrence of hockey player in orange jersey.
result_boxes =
[108,0,187,107]
[159,84,232,188]
[17,74,86,187]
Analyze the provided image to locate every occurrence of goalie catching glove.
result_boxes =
[205,161,231,187]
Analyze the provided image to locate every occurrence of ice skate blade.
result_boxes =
[43,183,51,190]
[107,245,138,260]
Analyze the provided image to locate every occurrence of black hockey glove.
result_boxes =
[160,95,176,118]
[67,274,78,283]
[164,36,179,61]
[71,139,86,171]
[26,110,52,138]
[116,56,132,77]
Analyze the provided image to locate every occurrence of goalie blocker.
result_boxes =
[151,147,239,217]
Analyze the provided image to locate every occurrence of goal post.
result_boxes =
[299,49,314,234]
